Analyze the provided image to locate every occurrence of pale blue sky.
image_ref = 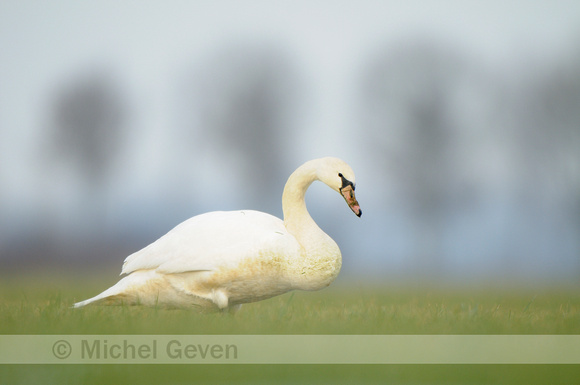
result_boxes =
[1,1,579,278]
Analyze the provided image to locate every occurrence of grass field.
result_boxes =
[1,272,580,384]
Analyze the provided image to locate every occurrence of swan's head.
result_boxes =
[316,157,362,218]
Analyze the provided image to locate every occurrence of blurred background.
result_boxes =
[1,0,579,285]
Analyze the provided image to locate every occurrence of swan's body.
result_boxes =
[74,157,361,311]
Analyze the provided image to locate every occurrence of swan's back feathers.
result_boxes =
[121,210,300,276]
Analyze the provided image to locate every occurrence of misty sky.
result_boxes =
[2,1,579,207]
[1,1,579,278]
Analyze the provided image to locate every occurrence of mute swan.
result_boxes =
[74,157,361,311]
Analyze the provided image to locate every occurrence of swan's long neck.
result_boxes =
[282,161,318,242]
[281,160,341,289]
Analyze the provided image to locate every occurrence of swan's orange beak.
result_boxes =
[340,185,362,217]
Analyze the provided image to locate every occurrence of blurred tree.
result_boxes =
[515,48,580,268]
[187,44,298,213]
[522,51,580,203]
[51,70,126,237]
[360,40,477,277]
[53,72,125,184]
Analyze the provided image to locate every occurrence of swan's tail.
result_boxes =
[72,270,229,310]
[73,279,129,308]
[72,270,157,308]
[73,285,119,309]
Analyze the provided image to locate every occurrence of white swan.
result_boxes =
[73,157,361,311]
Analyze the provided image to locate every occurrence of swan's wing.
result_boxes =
[121,210,300,275]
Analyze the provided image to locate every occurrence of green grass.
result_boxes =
[1,272,580,384]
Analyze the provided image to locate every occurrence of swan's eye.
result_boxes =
[339,173,355,191]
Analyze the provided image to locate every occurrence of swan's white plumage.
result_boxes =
[73,157,361,311]
[121,210,298,275]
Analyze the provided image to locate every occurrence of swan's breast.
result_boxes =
[290,237,342,291]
